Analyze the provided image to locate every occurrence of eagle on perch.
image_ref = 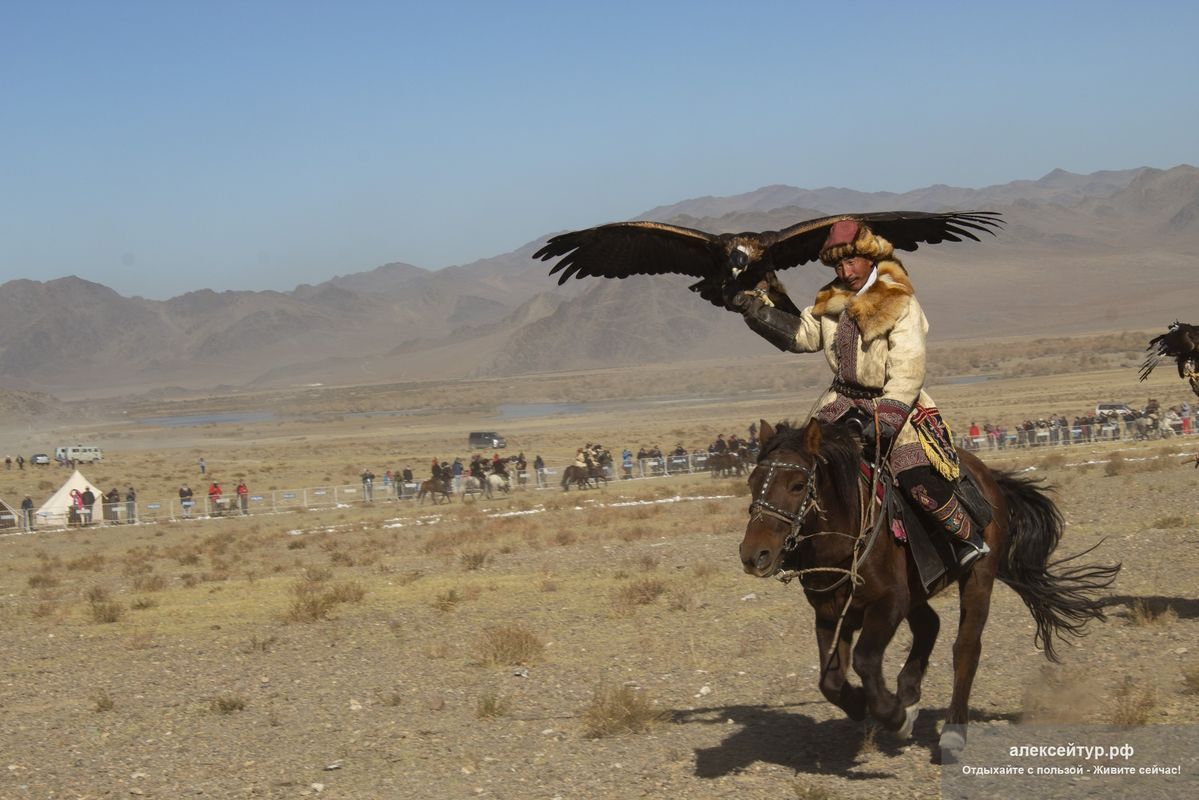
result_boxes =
[1139,321,1199,396]
[533,210,1003,309]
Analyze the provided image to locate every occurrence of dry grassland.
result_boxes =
[1,356,1197,798]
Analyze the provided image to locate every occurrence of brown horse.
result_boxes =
[707,451,739,478]
[417,478,453,505]
[560,465,606,491]
[739,419,1119,760]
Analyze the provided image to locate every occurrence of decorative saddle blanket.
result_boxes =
[860,463,994,591]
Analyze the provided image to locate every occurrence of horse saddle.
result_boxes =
[865,465,994,592]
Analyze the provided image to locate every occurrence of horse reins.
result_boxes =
[751,445,890,677]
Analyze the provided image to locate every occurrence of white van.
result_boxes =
[55,446,104,463]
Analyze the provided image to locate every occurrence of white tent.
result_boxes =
[0,494,19,530]
[35,470,100,528]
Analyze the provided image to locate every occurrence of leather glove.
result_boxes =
[721,281,760,313]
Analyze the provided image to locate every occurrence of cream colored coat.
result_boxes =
[786,260,934,451]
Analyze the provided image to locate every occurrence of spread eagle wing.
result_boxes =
[535,210,1003,308]
[762,210,1005,272]
[1139,321,1199,381]
[533,221,722,284]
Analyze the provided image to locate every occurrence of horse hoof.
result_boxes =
[939,726,966,761]
[898,704,919,739]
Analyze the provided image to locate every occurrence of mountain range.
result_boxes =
[2,165,1196,399]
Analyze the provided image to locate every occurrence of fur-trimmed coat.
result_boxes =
[784,259,945,474]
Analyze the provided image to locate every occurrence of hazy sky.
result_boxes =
[3,0,1197,299]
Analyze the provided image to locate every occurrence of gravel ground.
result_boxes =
[1,437,1196,800]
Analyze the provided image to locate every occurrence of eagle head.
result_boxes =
[725,239,763,278]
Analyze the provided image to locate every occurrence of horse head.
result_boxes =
[739,418,861,577]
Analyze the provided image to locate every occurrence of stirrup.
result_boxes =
[955,539,990,569]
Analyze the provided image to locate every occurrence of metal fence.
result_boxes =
[960,418,1196,451]
[12,424,1196,533]
[16,453,746,531]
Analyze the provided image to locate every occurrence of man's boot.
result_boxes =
[901,467,990,570]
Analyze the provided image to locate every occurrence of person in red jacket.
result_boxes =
[236,480,249,515]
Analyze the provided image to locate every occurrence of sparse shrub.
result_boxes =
[132,574,168,592]
[620,525,649,543]
[180,573,199,588]
[432,589,461,612]
[286,539,307,550]
[329,550,355,566]
[478,624,544,666]
[476,692,510,719]
[302,565,333,583]
[89,599,124,623]
[326,580,366,604]
[245,634,278,653]
[286,586,335,623]
[554,531,576,546]
[539,577,559,592]
[1104,453,1126,476]
[637,554,659,571]
[31,600,59,620]
[1109,677,1155,726]
[580,684,666,738]
[130,597,158,611]
[125,632,155,650]
[1038,452,1067,468]
[1183,664,1199,695]
[1128,599,1177,626]
[93,690,114,713]
[1152,515,1187,529]
[691,561,720,581]
[285,577,364,622]
[460,549,490,571]
[211,695,247,714]
[614,578,667,608]
[68,554,105,571]
[28,573,60,589]
[667,587,698,612]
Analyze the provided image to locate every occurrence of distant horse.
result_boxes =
[487,473,511,497]
[560,465,606,491]
[707,451,743,478]
[462,476,486,501]
[417,478,453,505]
[739,418,1119,760]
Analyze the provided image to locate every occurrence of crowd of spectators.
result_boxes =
[962,399,1194,451]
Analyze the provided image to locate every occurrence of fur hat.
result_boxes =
[819,220,895,267]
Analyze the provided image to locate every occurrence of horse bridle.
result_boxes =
[749,458,823,552]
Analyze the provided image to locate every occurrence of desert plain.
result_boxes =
[1,348,1197,800]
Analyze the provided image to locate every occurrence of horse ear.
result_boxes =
[803,418,822,454]
[759,419,774,442]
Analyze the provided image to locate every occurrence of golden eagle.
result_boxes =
[533,210,1003,307]
[1139,321,1199,387]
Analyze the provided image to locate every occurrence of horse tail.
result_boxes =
[993,471,1121,662]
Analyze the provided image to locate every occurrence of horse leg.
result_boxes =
[897,601,939,707]
[814,617,866,721]
[851,602,908,732]
[895,602,940,738]
[940,574,995,760]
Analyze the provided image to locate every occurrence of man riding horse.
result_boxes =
[727,220,988,568]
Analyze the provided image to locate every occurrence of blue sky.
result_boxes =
[2,0,1197,298]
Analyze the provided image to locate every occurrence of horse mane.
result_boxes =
[759,420,862,511]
